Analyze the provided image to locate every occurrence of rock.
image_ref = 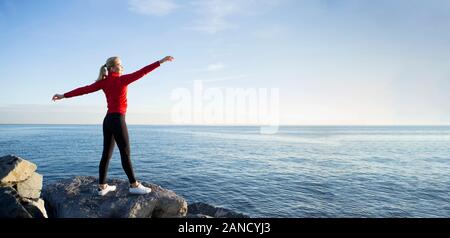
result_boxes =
[187,202,250,218]
[186,213,214,218]
[16,172,43,199]
[0,155,37,186]
[42,176,187,218]
[21,198,48,218]
[0,186,33,218]
[0,155,46,218]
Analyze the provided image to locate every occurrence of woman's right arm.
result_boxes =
[52,80,104,101]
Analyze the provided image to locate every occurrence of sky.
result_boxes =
[0,0,450,125]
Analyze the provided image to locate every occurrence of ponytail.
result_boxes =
[96,64,108,82]
[96,57,120,82]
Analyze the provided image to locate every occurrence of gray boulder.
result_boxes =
[0,186,33,218]
[0,155,47,218]
[0,155,37,186]
[187,202,250,218]
[16,172,43,199]
[186,213,214,218]
[21,198,48,218]
[42,176,187,218]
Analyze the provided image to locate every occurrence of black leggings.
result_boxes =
[99,113,137,185]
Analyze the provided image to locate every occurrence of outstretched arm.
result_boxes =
[122,56,174,86]
[52,80,104,101]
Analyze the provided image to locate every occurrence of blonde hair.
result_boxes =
[96,56,120,82]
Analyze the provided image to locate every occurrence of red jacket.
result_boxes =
[64,61,160,114]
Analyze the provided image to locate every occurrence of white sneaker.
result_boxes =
[97,184,116,196]
[129,182,152,195]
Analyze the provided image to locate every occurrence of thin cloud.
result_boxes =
[189,0,286,34]
[206,63,226,71]
[190,63,227,72]
[254,24,290,39]
[201,74,249,83]
[128,0,179,16]
[127,0,285,33]
[187,0,241,34]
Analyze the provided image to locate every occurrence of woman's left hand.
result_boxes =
[159,56,174,64]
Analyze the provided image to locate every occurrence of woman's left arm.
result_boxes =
[122,56,174,85]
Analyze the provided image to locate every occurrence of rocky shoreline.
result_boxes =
[0,154,250,218]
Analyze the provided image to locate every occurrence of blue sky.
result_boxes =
[1,0,450,125]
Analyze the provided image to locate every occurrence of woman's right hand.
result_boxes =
[52,94,65,101]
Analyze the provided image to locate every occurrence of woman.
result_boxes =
[52,55,174,196]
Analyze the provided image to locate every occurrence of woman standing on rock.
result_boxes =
[52,56,174,196]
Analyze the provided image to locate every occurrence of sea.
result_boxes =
[1,125,449,217]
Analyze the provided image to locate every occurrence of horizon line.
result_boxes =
[1,123,450,127]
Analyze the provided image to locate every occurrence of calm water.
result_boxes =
[1,125,449,217]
